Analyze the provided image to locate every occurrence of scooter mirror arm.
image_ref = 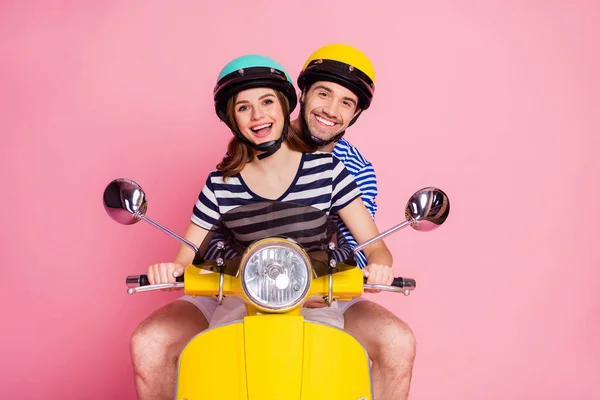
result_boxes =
[138,214,199,253]
[353,220,411,253]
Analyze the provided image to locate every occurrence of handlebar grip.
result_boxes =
[393,277,416,289]
[363,277,416,289]
[126,274,184,287]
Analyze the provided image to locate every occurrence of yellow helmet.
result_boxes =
[297,44,376,110]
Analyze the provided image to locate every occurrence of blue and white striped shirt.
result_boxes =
[332,139,378,268]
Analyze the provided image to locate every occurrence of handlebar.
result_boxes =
[125,274,184,294]
[363,277,416,295]
[125,274,415,295]
[126,274,183,286]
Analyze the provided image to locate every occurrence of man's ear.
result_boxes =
[353,107,362,119]
[300,90,307,105]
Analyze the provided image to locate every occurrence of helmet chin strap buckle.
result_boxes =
[309,132,345,147]
[308,134,326,147]
[231,119,289,161]
[256,140,282,160]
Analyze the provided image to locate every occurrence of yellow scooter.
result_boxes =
[103,178,449,400]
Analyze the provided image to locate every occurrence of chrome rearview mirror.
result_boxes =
[103,178,147,225]
[103,178,198,253]
[405,187,450,231]
[353,187,450,253]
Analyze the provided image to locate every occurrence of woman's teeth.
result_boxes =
[251,123,272,132]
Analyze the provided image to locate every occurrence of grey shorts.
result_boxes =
[178,295,367,329]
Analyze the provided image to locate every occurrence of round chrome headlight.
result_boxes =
[240,238,311,312]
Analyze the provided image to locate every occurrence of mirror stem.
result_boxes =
[138,214,199,253]
[353,220,412,253]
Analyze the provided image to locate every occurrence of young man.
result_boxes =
[293,44,416,400]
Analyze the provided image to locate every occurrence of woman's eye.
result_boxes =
[238,105,248,112]
[263,99,273,105]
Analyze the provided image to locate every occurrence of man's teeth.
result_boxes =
[316,115,335,126]
[251,123,272,132]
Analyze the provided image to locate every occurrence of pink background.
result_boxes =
[2,1,599,399]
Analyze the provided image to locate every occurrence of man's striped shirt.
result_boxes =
[332,138,378,268]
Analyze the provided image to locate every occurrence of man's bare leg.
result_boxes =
[344,300,416,400]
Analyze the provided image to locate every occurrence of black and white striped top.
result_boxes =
[191,152,361,231]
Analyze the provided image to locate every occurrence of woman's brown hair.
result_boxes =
[216,90,317,179]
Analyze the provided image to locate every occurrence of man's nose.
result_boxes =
[322,101,340,119]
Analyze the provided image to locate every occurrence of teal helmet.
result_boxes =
[214,54,297,123]
[213,55,297,160]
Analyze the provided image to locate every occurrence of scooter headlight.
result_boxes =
[240,238,311,311]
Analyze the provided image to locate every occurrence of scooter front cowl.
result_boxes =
[175,314,372,399]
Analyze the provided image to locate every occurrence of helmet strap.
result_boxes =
[347,109,363,128]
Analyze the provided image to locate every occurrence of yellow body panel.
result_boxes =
[301,321,372,400]
[183,263,364,310]
[307,265,364,301]
[175,321,248,400]
[244,316,305,398]
[183,266,243,297]
[175,315,372,399]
